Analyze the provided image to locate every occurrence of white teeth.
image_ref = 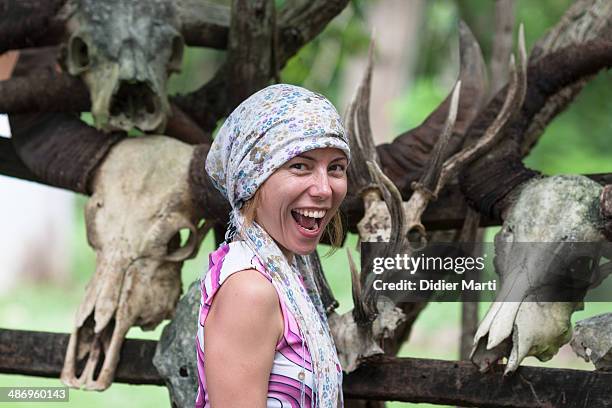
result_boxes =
[294,208,326,219]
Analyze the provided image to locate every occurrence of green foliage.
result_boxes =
[281,2,371,103]
[525,72,612,175]
[390,77,447,135]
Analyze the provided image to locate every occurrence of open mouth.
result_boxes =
[291,209,325,234]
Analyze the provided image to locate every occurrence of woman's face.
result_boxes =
[255,147,348,258]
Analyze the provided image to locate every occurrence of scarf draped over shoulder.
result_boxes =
[205,84,350,407]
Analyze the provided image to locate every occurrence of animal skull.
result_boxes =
[471,175,608,374]
[61,136,206,390]
[64,0,184,132]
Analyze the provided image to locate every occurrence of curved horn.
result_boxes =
[11,112,124,194]
[6,48,124,194]
[345,36,378,196]
[459,38,612,220]
[376,21,487,197]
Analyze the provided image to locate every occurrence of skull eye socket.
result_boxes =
[167,35,184,73]
[165,227,197,262]
[69,36,91,73]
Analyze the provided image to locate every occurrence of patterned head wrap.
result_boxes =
[206,84,349,407]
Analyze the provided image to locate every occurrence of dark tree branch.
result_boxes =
[521,0,612,155]
[488,0,515,100]
[275,0,351,64]
[0,0,68,54]
[458,207,482,361]
[173,0,350,133]
[0,328,162,385]
[0,71,211,145]
[166,104,213,145]
[0,0,353,55]
[222,0,277,109]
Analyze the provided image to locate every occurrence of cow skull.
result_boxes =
[471,175,608,374]
[64,0,184,132]
[61,136,208,390]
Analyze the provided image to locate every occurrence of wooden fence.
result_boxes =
[2,138,612,407]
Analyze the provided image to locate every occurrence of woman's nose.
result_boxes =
[309,171,332,200]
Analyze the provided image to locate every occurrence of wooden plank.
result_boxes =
[0,328,162,385]
[2,328,611,407]
[345,355,612,407]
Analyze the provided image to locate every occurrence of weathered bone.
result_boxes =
[60,136,211,390]
[571,313,612,371]
[460,4,612,374]
[330,26,484,379]
[303,250,339,314]
[404,81,461,245]
[471,176,608,374]
[356,81,461,248]
[345,38,378,196]
[330,31,465,376]
[359,22,487,246]
[63,0,185,133]
[327,37,406,374]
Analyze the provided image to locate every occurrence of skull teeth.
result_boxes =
[293,209,326,219]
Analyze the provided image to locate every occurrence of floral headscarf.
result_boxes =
[205,84,350,407]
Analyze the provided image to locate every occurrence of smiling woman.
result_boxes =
[242,149,348,259]
[196,84,350,408]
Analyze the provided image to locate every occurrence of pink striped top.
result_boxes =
[195,241,314,408]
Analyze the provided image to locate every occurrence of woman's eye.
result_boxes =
[290,162,307,171]
[329,164,346,173]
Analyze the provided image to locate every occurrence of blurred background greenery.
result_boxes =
[1,0,611,407]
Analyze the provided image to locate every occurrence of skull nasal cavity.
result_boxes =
[110,81,157,116]
[70,36,90,71]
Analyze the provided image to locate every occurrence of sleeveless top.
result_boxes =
[195,241,315,408]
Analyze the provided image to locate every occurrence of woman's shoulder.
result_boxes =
[201,243,283,347]
[210,268,279,317]
[205,240,269,286]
